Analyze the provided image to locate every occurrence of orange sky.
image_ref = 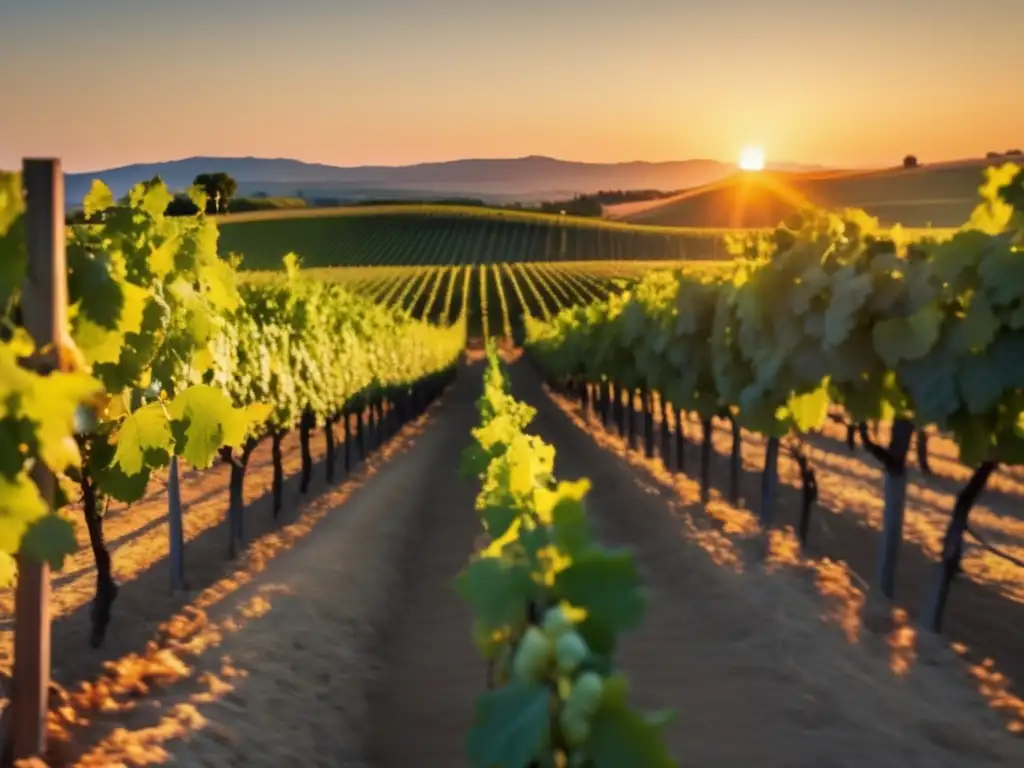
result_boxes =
[1,0,1021,171]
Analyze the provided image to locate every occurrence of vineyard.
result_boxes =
[216,205,740,269]
[0,161,1021,766]
[241,260,738,337]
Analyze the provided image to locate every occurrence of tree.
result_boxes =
[902,155,919,169]
[166,194,200,217]
[193,172,238,213]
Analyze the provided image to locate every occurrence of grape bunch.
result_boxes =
[511,607,604,754]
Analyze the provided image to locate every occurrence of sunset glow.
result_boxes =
[739,146,766,171]
[1,1,1022,171]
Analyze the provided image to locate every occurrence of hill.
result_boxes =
[217,204,737,270]
[63,154,824,210]
[606,157,1017,228]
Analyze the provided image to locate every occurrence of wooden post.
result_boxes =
[13,158,65,760]
[167,456,185,590]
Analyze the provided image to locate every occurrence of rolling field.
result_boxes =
[607,158,1012,229]
[222,204,742,337]
[218,168,989,340]
[216,173,973,282]
[217,204,744,269]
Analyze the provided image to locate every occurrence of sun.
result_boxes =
[738,146,766,171]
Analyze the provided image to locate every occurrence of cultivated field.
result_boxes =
[606,158,1011,229]
[2,162,1021,767]
[217,204,740,270]
[19,353,1023,765]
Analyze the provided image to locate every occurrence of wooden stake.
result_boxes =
[12,158,65,760]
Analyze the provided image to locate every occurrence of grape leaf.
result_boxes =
[19,371,101,471]
[167,384,253,468]
[148,235,179,279]
[823,269,873,348]
[957,352,1007,415]
[466,681,550,768]
[457,557,537,628]
[950,293,1001,354]
[112,401,173,475]
[481,504,520,540]
[786,383,830,433]
[554,547,647,653]
[90,437,153,504]
[589,696,677,768]
[83,180,114,218]
[0,475,49,555]
[547,482,592,556]
[871,302,942,369]
[20,514,78,570]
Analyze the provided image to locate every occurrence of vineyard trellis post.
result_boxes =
[168,456,186,590]
[12,158,65,761]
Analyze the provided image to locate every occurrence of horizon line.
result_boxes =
[63,152,863,176]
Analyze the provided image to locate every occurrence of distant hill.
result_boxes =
[606,157,1014,229]
[63,154,825,209]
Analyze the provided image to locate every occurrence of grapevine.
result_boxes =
[0,171,466,648]
[524,163,1024,629]
[458,343,677,768]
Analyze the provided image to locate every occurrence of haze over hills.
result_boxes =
[63,154,827,208]
[606,156,1017,229]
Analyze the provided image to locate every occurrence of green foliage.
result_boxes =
[0,332,102,583]
[209,261,465,438]
[0,170,466,584]
[525,164,1024,468]
[459,344,676,768]
[217,207,721,271]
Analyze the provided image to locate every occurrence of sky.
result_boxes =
[1,0,1021,172]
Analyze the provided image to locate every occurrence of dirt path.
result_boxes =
[1,407,369,690]
[363,363,482,767]
[154,367,482,768]
[506,360,1024,767]
[605,390,1024,730]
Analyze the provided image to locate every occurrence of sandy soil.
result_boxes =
[363,364,483,767]
[0,407,375,685]
[639,393,1024,730]
[5,356,1022,766]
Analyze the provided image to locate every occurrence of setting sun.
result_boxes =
[738,146,766,171]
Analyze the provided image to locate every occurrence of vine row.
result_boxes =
[524,163,1024,632]
[457,343,676,767]
[0,172,465,647]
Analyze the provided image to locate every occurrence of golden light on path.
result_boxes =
[738,146,766,171]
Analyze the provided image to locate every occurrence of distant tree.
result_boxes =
[166,194,200,217]
[192,172,238,213]
[902,155,919,169]
[986,151,1002,159]
[1007,148,1022,156]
